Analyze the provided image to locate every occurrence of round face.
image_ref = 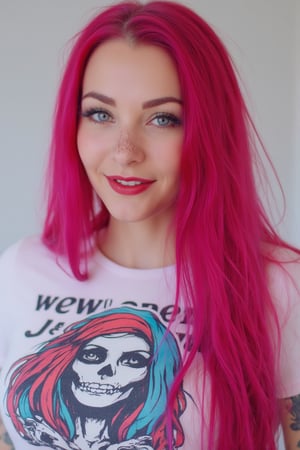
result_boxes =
[71,333,151,408]
[77,38,183,228]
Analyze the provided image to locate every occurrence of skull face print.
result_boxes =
[6,307,186,449]
[71,333,151,407]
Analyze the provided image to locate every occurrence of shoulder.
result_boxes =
[1,235,46,260]
[265,246,300,312]
[0,236,55,277]
[265,246,300,398]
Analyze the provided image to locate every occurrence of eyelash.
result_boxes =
[80,108,182,128]
[150,112,181,127]
[81,108,112,123]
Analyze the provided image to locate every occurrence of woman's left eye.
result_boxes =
[151,113,181,127]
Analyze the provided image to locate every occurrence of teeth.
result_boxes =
[78,382,121,395]
[116,179,143,186]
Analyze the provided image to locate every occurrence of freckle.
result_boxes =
[117,131,135,153]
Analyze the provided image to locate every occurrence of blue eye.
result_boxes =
[81,108,112,123]
[152,113,181,127]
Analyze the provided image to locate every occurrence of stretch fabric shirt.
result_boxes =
[0,236,300,450]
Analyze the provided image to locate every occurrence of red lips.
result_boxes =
[106,176,155,195]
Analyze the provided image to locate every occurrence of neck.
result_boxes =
[98,217,176,269]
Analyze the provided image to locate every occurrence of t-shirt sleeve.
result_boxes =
[0,241,21,368]
[269,258,300,398]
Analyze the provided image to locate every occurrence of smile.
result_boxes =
[115,179,143,186]
[106,175,154,195]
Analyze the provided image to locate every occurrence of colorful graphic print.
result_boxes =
[5,307,187,450]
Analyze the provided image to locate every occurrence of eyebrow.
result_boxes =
[81,92,182,108]
[142,97,182,108]
[82,92,115,106]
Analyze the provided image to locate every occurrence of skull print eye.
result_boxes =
[77,346,107,364]
[119,351,151,368]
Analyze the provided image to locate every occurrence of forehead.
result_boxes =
[82,38,181,99]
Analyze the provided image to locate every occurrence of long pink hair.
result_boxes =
[42,2,299,449]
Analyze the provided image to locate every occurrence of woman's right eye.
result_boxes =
[81,108,113,123]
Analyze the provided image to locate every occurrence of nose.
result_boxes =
[97,364,115,378]
[113,129,144,166]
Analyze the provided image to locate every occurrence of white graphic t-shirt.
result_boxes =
[0,236,299,450]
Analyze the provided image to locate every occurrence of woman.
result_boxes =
[0,1,299,449]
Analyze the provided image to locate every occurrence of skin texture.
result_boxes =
[279,396,300,449]
[77,38,183,269]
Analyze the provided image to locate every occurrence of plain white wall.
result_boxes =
[0,1,298,448]
[0,0,299,253]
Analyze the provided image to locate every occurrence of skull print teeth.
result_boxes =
[79,382,121,395]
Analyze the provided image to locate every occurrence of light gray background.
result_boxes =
[0,1,298,448]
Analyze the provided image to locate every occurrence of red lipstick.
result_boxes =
[106,176,154,195]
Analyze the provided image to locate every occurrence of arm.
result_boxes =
[279,395,300,450]
[0,415,14,450]
[266,253,300,449]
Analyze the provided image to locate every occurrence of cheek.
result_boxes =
[77,126,104,169]
[77,127,91,166]
[158,139,182,178]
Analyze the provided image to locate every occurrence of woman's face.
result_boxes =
[71,333,151,408]
[77,38,183,228]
